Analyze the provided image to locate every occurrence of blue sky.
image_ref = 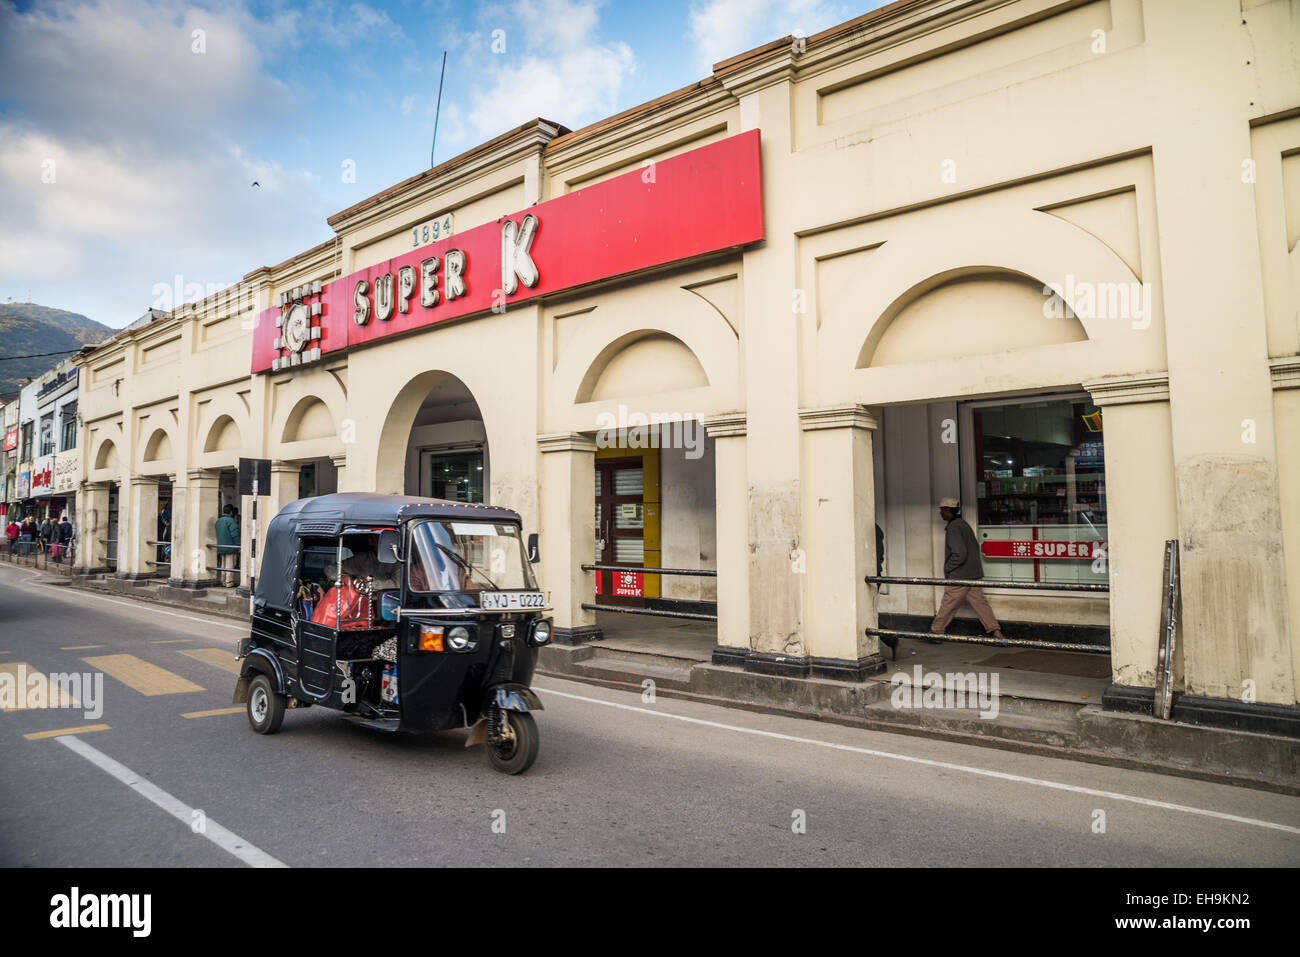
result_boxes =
[0,0,883,329]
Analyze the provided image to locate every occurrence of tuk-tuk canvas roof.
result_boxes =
[253,494,523,610]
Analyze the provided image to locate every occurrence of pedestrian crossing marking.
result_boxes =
[178,648,242,675]
[0,662,79,710]
[24,724,111,740]
[81,654,204,696]
[182,707,244,719]
[61,645,106,651]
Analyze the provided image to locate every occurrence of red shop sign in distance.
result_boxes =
[981,540,1106,560]
[3,428,16,452]
[252,130,765,374]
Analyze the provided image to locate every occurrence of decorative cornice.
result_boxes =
[537,432,598,454]
[798,404,878,431]
[700,412,747,438]
[1083,372,1171,406]
[1269,355,1300,391]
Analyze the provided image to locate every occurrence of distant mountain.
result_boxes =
[0,303,115,396]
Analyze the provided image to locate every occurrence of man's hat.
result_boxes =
[938,497,960,508]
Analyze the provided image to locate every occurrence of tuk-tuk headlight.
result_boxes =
[532,619,552,646]
[447,626,471,651]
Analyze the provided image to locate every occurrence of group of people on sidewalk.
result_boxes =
[4,514,74,562]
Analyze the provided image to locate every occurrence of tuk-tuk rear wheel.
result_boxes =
[247,674,286,735]
[486,710,538,775]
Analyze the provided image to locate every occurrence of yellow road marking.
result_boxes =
[61,644,106,650]
[178,647,242,675]
[182,707,244,719]
[150,639,192,644]
[82,654,204,696]
[0,662,80,710]
[25,723,111,740]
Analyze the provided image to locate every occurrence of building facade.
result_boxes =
[71,0,1300,720]
[5,357,81,526]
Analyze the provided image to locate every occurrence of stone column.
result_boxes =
[330,453,348,494]
[1084,374,1179,693]
[175,468,220,587]
[798,405,886,679]
[122,476,161,578]
[77,481,111,574]
[1271,357,1300,707]
[701,413,749,663]
[538,432,600,644]
[1146,0,1292,704]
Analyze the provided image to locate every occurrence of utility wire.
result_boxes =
[0,349,79,361]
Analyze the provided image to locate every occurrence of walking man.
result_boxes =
[931,497,1005,640]
[216,504,240,587]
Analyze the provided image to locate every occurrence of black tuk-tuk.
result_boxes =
[232,493,550,774]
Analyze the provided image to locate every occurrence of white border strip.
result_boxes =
[57,735,287,867]
[536,685,1300,836]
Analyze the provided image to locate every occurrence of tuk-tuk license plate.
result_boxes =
[480,591,546,610]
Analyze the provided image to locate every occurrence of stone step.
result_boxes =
[573,649,697,690]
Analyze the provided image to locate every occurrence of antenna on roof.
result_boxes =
[430,51,447,168]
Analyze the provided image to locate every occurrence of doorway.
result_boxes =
[595,457,647,608]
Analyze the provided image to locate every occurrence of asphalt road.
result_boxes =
[2,561,1299,868]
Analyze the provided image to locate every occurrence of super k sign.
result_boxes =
[250,130,764,374]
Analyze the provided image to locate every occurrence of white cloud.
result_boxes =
[460,0,636,141]
[0,0,332,325]
[688,0,856,76]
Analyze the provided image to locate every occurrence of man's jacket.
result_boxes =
[215,515,240,554]
[943,516,983,580]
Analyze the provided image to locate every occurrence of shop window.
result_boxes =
[39,415,55,456]
[426,450,483,502]
[967,396,1106,585]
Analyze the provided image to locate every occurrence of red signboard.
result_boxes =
[981,540,1106,559]
[252,130,764,373]
[611,570,644,598]
[3,428,15,452]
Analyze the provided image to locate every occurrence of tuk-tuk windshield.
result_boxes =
[408,520,538,593]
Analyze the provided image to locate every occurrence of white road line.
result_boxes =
[535,683,1300,836]
[57,735,287,868]
[0,566,245,632]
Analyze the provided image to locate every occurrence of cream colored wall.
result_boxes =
[67,0,1300,702]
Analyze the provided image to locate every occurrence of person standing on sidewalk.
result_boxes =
[5,517,18,555]
[931,497,1006,640]
[216,504,240,587]
[57,514,73,563]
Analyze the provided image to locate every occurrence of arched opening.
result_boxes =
[203,414,242,453]
[281,397,336,443]
[576,331,709,403]
[142,428,173,463]
[856,269,1087,369]
[375,372,487,499]
[94,439,119,471]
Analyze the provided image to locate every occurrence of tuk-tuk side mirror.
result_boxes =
[526,533,539,564]
[377,528,402,565]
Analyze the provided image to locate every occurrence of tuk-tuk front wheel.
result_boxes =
[486,710,538,775]
[247,674,286,735]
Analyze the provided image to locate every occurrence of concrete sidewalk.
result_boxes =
[20,561,1298,794]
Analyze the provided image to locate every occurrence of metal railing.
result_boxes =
[863,573,1110,657]
[581,563,718,622]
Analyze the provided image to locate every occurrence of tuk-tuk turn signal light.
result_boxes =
[418,628,445,652]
